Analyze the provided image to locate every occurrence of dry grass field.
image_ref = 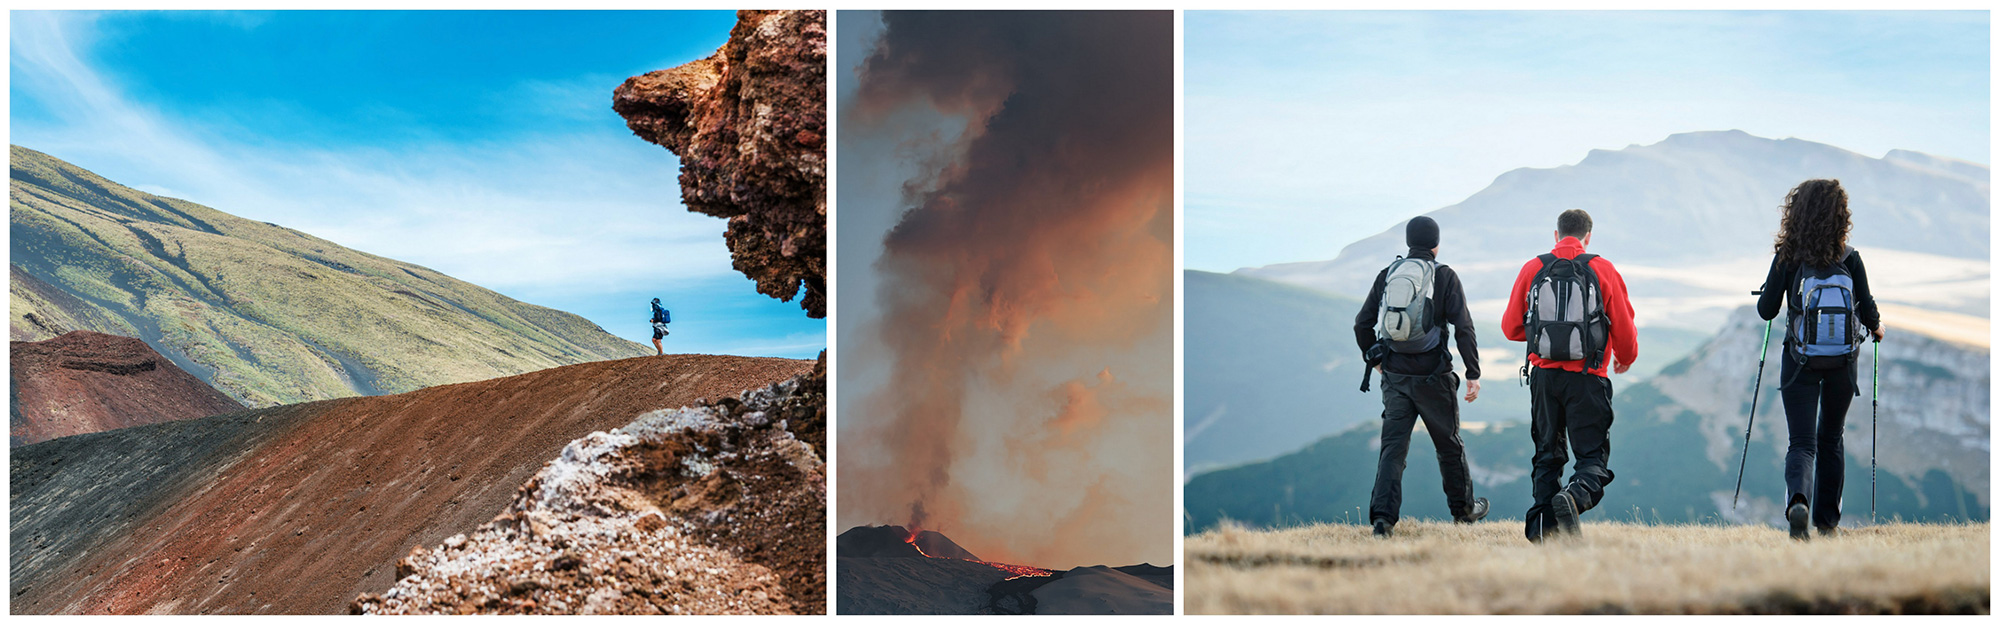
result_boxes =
[1186,521,1989,614]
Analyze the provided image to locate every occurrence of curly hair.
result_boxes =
[1773,179,1850,268]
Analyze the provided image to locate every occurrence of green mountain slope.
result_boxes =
[1186,309,1989,533]
[10,146,649,407]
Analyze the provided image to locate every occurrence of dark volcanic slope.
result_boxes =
[836,525,979,561]
[11,331,244,447]
[836,557,1011,615]
[10,353,812,615]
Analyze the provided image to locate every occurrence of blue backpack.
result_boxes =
[653,302,671,324]
[1787,247,1861,370]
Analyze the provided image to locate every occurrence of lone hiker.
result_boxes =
[1354,216,1491,538]
[650,297,672,356]
[1757,179,1881,540]
[1502,209,1638,542]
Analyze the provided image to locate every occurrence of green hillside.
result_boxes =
[10,146,649,406]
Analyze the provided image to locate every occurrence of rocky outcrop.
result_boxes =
[10,331,242,447]
[10,353,812,614]
[353,367,828,615]
[613,10,826,319]
[1650,306,1991,512]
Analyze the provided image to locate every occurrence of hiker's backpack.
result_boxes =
[1375,256,1441,354]
[653,303,671,324]
[1787,247,1861,370]
[1524,253,1608,369]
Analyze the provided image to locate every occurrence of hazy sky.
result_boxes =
[10,11,825,357]
[1187,10,1990,273]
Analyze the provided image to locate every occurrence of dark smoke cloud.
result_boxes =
[839,11,1174,569]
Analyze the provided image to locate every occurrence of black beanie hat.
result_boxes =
[1406,216,1439,249]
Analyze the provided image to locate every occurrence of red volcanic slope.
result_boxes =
[9,353,812,615]
[10,331,244,447]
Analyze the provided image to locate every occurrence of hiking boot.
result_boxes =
[1455,497,1490,524]
[1372,520,1393,538]
[1816,525,1840,538]
[1551,491,1581,536]
[1787,502,1810,541]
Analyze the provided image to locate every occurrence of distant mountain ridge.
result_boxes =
[1238,131,1989,333]
[9,146,649,406]
[1183,269,1707,476]
[1185,306,1989,533]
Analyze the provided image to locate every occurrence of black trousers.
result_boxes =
[1525,368,1616,535]
[1369,370,1475,525]
[1780,356,1855,529]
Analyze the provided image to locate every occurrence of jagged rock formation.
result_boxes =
[10,353,811,614]
[10,146,650,407]
[353,364,828,615]
[1651,307,1990,518]
[10,330,243,447]
[613,10,827,319]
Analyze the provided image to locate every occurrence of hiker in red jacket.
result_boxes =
[1501,209,1638,542]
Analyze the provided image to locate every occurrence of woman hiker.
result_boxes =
[1757,178,1883,540]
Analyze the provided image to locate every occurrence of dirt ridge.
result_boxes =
[10,353,810,614]
[11,330,244,447]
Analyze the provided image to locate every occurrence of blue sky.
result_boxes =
[10,10,825,358]
[1187,10,1990,272]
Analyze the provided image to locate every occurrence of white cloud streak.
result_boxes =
[9,11,736,298]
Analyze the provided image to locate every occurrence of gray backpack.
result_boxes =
[1375,256,1441,354]
[1524,253,1607,370]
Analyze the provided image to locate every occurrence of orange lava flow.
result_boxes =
[905,530,1052,579]
[981,561,1054,579]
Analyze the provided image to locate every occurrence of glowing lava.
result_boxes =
[905,528,1053,580]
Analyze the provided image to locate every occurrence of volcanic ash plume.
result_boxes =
[842,11,1174,569]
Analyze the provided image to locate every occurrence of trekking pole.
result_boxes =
[1732,310,1774,510]
[1872,337,1880,525]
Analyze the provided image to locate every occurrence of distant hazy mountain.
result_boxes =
[1238,131,1990,333]
[1184,269,1706,476]
[1185,307,1989,533]
[10,146,649,407]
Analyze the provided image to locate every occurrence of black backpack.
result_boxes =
[1523,253,1608,372]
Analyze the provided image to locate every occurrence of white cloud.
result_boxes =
[9,11,737,299]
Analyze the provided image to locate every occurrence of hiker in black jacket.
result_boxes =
[650,298,672,356]
[1756,179,1882,540]
[1353,216,1490,537]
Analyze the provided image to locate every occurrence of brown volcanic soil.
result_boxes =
[355,366,827,615]
[11,331,244,447]
[10,353,810,614]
